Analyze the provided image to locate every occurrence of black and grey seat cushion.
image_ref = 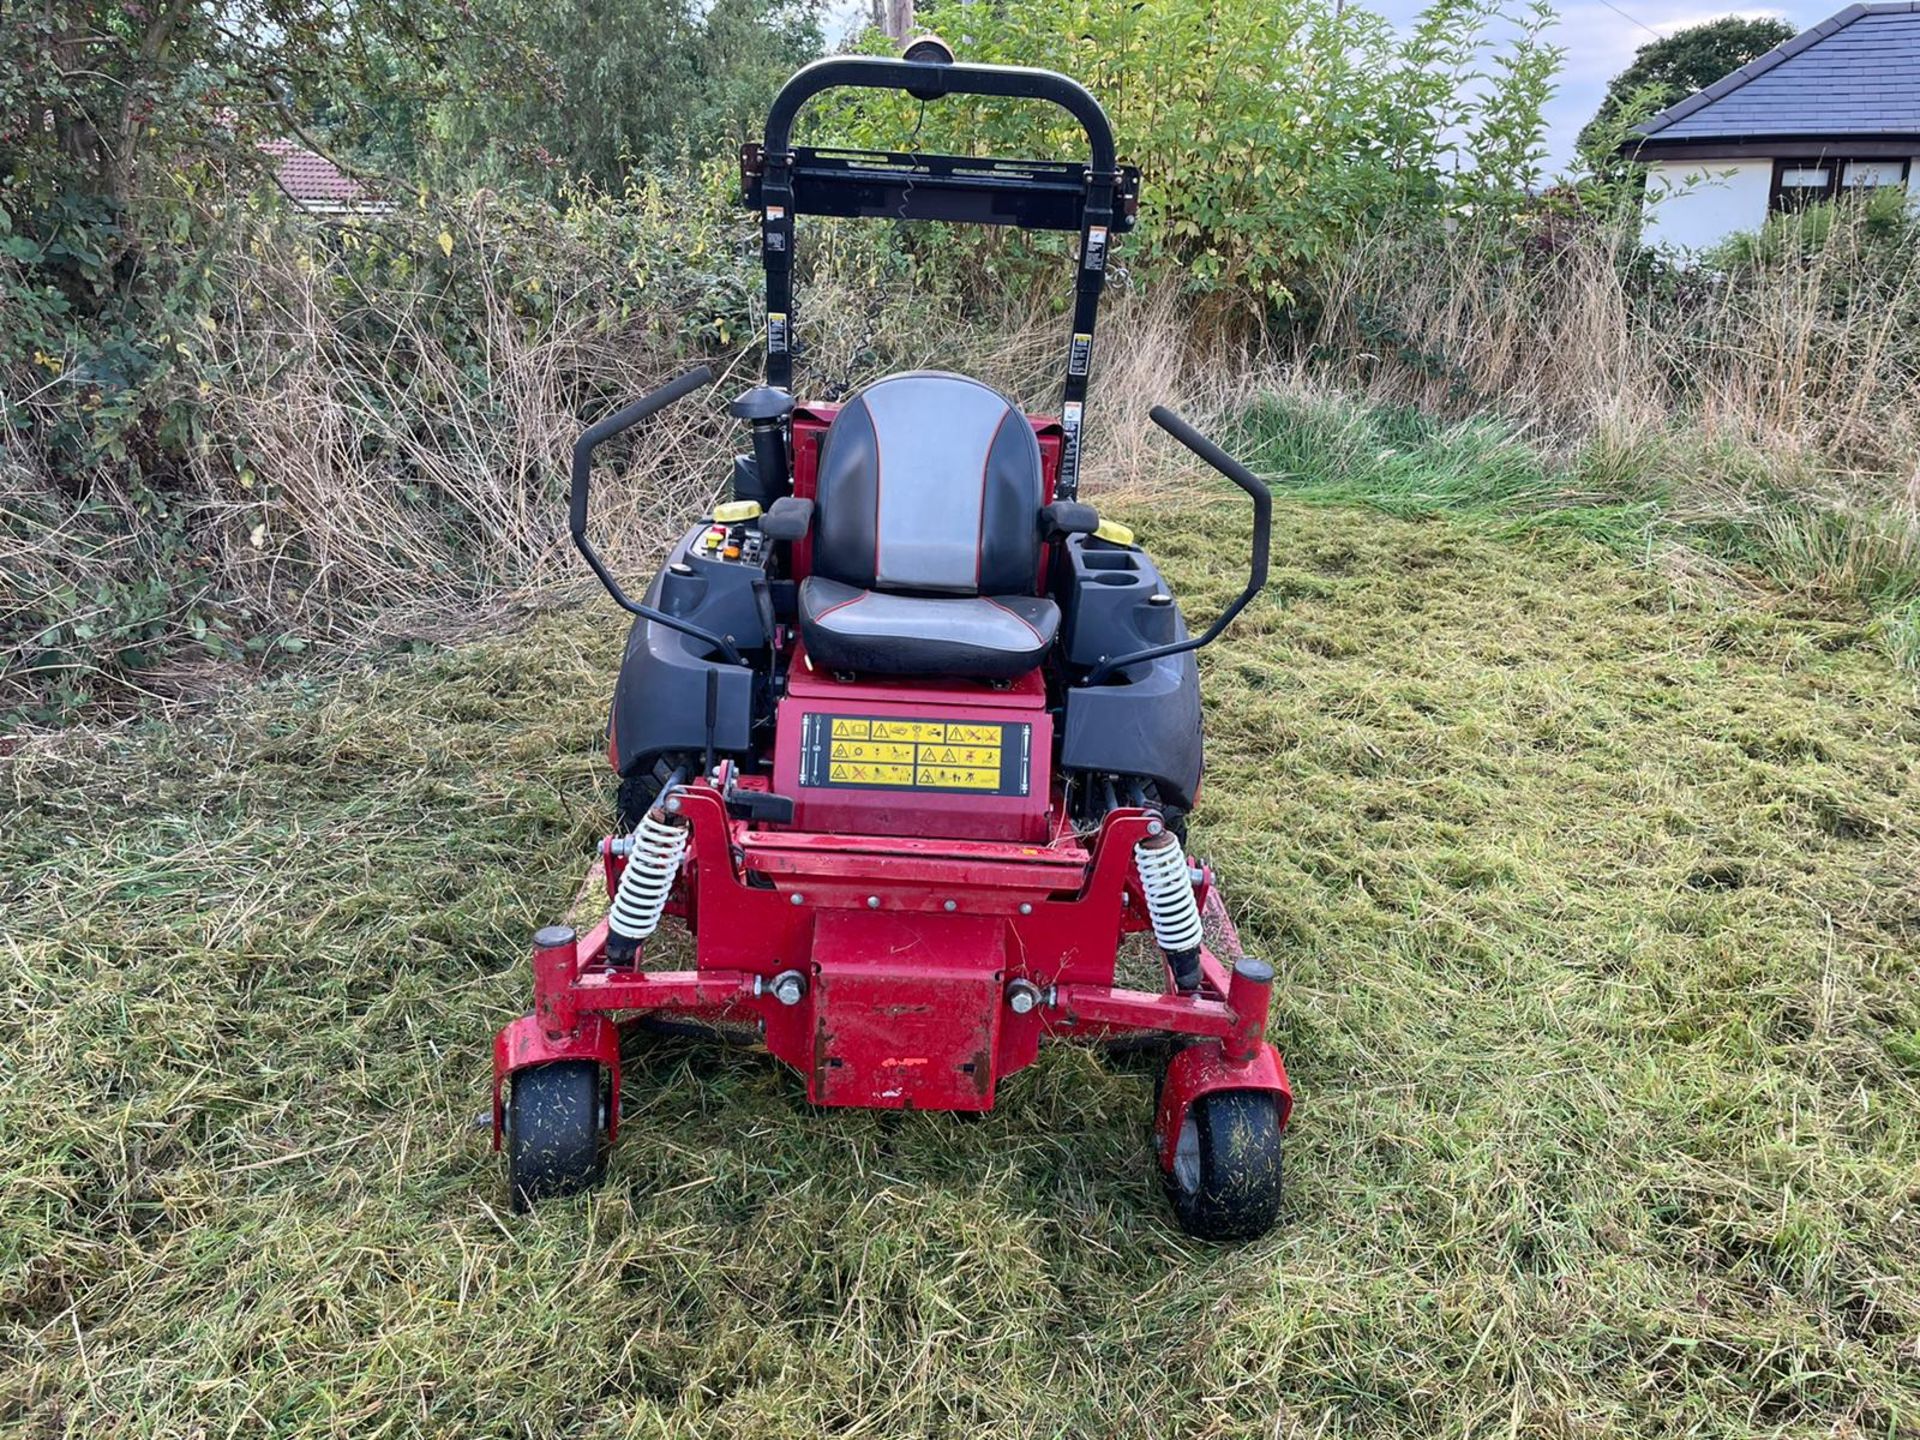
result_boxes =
[799,577,1059,679]
[801,370,1057,678]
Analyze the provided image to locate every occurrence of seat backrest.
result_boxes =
[812,371,1043,596]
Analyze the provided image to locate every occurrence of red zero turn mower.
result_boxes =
[491,48,1292,1240]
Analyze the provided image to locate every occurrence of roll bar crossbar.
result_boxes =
[763,57,1120,172]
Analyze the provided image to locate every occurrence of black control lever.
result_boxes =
[570,366,744,666]
[1081,406,1272,686]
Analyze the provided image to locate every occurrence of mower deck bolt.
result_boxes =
[664,795,682,814]
[943,899,957,912]
[1018,902,1033,915]
[867,895,881,908]
[770,970,807,1006]
[1146,818,1165,837]
[790,892,805,906]
[1005,979,1043,1015]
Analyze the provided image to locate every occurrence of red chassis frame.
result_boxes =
[492,779,1292,1165]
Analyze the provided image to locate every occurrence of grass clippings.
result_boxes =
[4,494,1918,1438]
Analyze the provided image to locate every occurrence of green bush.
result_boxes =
[0,174,764,726]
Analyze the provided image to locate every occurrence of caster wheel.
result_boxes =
[1161,1088,1284,1242]
[506,1061,606,1211]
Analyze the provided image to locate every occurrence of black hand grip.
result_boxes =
[570,366,744,665]
[570,365,715,542]
[1081,407,1273,686]
[764,57,1118,174]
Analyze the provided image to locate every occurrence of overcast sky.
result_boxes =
[826,1,1839,173]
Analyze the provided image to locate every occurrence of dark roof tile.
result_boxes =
[1634,3,1920,143]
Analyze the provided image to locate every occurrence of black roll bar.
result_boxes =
[749,53,1132,500]
[1082,407,1272,686]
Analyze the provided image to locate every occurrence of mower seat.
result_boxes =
[799,577,1058,678]
[801,370,1058,679]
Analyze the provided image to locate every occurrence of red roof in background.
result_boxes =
[258,138,367,204]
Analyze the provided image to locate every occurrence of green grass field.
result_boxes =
[5,492,1918,1438]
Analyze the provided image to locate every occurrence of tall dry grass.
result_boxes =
[175,232,1246,650]
[1310,210,1920,506]
[11,192,1920,725]
[199,241,739,643]
[1275,208,1920,639]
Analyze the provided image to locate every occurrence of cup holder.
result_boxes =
[1081,551,1137,571]
[1088,572,1136,585]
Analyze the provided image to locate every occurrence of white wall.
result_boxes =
[1641,159,1775,253]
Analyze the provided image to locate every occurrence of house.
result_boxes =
[258,137,388,217]
[1624,2,1920,251]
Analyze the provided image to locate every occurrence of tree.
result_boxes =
[415,0,823,190]
[1577,16,1796,161]
[821,0,1562,308]
[1,0,540,252]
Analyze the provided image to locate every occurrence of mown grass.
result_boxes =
[5,490,1919,1437]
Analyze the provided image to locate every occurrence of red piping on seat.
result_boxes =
[810,590,868,624]
[983,597,1046,643]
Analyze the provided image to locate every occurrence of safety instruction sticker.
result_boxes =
[767,311,788,353]
[1084,224,1109,272]
[798,714,1032,795]
[1058,401,1083,494]
[1068,332,1093,377]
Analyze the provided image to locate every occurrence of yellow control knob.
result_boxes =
[1094,519,1135,546]
[712,500,763,524]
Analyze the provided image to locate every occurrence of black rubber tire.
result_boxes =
[1161,1088,1284,1242]
[616,760,671,832]
[506,1061,605,1211]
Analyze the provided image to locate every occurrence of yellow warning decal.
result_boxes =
[915,764,999,790]
[829,739,916,763]
[829,760,914,785]
[800,713,1031,796]
[869,719,948,742]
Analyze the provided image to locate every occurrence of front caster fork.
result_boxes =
[493,925,623,1152]
[1152,957,1292,1241]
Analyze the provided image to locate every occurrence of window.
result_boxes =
[1770,157,1912,212]
[1844,160,1907,190]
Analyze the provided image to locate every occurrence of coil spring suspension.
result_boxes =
[606,806,689,963]
[1135,827,1203,992]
